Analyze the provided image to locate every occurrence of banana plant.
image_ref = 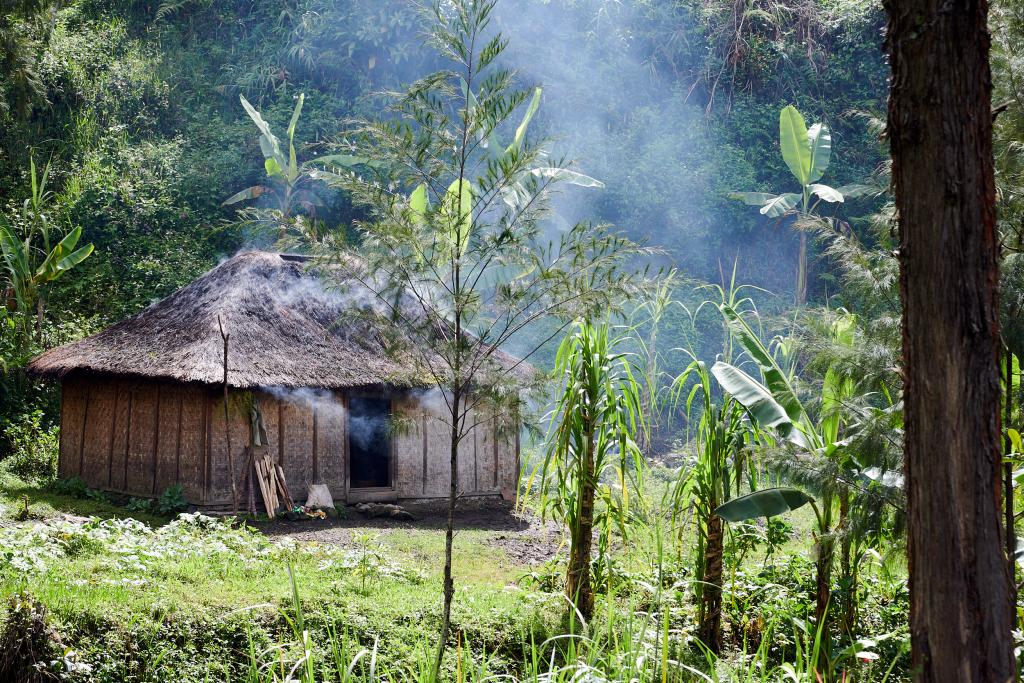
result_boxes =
[223,93,326,242]
[729,105,851,305]
[0,156,94,341]
[710,301,846,635]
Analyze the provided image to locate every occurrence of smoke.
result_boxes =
[486,0,796,293]
[271,266,382,315]
[262,386,345,419]
[261,386,386,451]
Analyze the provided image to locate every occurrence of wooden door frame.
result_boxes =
[345,390,397,503]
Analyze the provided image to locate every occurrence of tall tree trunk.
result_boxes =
[566,429,596,621]
[838,487,855,637]
[434,385,460,678]
[885,0,1015,679]
[1007,345,1017,617]
[796,232,808,306]
[699,509,723,654]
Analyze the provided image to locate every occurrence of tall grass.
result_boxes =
[233,566,903,683]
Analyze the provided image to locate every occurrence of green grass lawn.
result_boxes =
[0,468,910,682]
[0,471,569,681]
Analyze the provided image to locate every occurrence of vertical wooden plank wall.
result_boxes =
[317,390,346,499]
[108,382,132,490]
[58,378,518,505]
[393,397,422,497]
[424,408,451,497]
[81,382,115,488]
[154,385,183,494]
[58,381,85,478]
[281,401,314,496]
[125,384,156,493]
[457,409,477,495]
[205,391,250,506]
[178,386,205,502]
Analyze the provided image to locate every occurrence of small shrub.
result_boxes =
[125,498,153,513]
[0,592,64,682]
[52,476,88,498]
[1,411,59,484]
[84,488,110,504]
[157,484,188,516]
[518,558,563,593]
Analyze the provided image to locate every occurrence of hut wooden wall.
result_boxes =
[316,397,347,496]
[58,376,208,501]
[58,378,519,507]
[391,399,517,499]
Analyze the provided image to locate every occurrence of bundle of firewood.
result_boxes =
[253,453,294,517]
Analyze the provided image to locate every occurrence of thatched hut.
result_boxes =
[28,251,520,509]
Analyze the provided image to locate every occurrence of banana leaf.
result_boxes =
[715,486,813,522]
[807,122,832,184]
[779,105,811,186]
[239,94,287,172]
[809,183,843,203]
[711,361,810,449]
[759,192,800,217]
[222,185,267,206]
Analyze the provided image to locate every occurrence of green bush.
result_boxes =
[157,484,188,516]
[52,476,88,498]
[125,497,154,513]
[1,410,59,484]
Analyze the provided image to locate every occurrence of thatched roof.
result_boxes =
[29,250,521,389]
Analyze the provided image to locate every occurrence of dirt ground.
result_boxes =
[253,497,564,566]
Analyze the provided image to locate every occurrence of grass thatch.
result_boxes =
[29,251,458,389]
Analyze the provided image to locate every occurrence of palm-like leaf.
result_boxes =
[780,105,811,185]
[239,94,287,172]
[807,122,832,183]
[710,361,809,449]
[760,192,801,217]
[716,487,814,521]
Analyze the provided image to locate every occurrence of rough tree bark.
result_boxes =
[1006,345,1017,613]
[566,429,596,621]
[884,0,1015,679]
[699,509,723,654]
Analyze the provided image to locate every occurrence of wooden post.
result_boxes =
[107,384,119,488]
[77,385,91,478]
[151,385,161,495]
[218,316,240,515]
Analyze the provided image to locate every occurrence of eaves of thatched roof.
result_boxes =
[29,251,458,389]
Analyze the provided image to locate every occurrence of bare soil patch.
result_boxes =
[252,497,563,565]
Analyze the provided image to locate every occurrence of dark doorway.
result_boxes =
[348,397,392,489]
